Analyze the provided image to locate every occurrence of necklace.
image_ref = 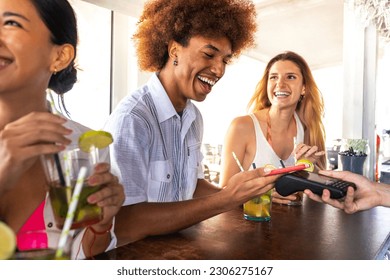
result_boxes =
[266,108,296,146]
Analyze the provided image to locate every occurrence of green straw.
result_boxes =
[47,89,60,115]
[62,151,72,188]
[55,166,87,259]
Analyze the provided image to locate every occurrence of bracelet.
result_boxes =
[88,223,113,235]
[85,223,113,259]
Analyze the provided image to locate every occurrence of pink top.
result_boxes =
[16,200,47,251]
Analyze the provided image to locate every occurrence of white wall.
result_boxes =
[57,0,112,130]
[376,43,390,135]
[195,56,264,146]
[314,65,344,146]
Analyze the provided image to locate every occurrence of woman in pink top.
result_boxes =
[0,0,124,259]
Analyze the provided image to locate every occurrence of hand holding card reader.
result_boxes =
[275,170,356,199]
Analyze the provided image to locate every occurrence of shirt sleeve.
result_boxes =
[104,110,151,206]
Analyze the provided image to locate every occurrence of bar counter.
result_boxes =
[96,197,390,260]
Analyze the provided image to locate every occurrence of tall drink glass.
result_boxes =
[243,189,272,222]
[41,147,105,229]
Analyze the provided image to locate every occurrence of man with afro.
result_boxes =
[105,0,279,246]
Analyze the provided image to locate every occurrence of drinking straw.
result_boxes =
[89,145,99,165]
[53,154,66,187]
[47,89,60,115]
[62,152,72,188]
[47,90,69,187]
[232,151,244,172]
[55,166,87,258]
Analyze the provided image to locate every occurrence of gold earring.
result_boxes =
[53,67,57,75]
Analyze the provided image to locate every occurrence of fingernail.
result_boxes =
[88,195,96,204]
[89,176,97,185]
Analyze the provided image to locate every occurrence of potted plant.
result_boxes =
[338,139,368,175]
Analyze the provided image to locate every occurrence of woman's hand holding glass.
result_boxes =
[0,112,71,194]
[85,162,125,232]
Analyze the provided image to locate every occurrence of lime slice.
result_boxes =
[260,194,271,204]
[0,221,16,260]
[263,164,276,172]
[296,159,314,172]
[78,130,113,152]
[262,205,270,216]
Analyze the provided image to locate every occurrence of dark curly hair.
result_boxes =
[31,0,78,113]
[134,0,257,72]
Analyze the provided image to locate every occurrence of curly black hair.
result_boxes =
[134,0,257,72]
[31,0,78,115]
[32,0,78,95]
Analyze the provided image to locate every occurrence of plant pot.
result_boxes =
[339,154,367,175]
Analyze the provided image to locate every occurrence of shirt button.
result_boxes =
[167,174,170,179]
[47,222,53,228]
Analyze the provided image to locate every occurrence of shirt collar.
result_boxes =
[147,73,196,123]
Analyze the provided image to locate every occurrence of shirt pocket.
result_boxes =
[187,142,202,169]
[150,160,173,183]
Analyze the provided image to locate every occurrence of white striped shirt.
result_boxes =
[104,73,204,206]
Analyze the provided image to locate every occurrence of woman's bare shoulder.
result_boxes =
[229,115,254,131]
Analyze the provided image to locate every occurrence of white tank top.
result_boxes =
[249,112,304,169]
